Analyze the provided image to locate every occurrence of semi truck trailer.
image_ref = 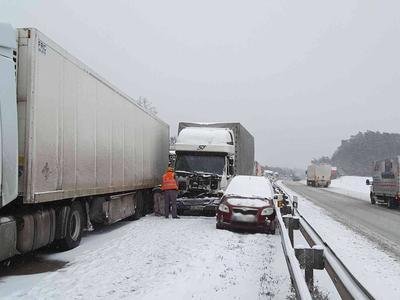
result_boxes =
[0,24,169,261]
[306,164,332,187]
[174,122,254,214]
[366,156,400,208]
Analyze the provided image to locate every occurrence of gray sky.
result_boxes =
[1,0,399,168]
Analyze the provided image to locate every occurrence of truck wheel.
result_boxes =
[387,198,396,209]
[59,202,84,250]
[132,192,144,220]
[370,193,376,205]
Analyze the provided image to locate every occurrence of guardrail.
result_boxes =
[275,207,312,300]
[276,181,375,300]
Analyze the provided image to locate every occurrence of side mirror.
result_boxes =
[228,158,235,175]
[366,179,370,185]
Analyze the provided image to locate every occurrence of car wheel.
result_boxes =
[59,202,84,250]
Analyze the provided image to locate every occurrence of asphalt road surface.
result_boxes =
[284,181,400,258]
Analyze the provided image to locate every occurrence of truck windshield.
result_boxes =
[175,153,225,175]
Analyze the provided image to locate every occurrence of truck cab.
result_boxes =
[174,127,235,198]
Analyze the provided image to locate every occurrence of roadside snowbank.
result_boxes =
[328,176,371,201]
[0,216,291,299]
[280,182,400,299]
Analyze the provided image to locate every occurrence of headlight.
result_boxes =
[218,203,230,213]
[261,207,274,216]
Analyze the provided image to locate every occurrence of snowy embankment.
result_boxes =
[0,216,291,300]
[279,181,400,299]
[328,176,371,201]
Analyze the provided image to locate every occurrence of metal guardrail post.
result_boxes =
[275,207,312,300]
[295,246,324,291]
[282,214,300,247]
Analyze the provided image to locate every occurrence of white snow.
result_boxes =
[227,197,269,208]
[328,176,372,201]
[225,176,274,199]
[0,216,291,299]
[279,181,400,299]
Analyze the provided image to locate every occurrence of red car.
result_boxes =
[216,176,276,234]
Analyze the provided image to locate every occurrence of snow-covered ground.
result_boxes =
[280,181,400,299]
[0,216,291,300]
[328,176,371,201]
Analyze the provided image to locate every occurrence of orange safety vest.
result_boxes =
[161,171,178,191]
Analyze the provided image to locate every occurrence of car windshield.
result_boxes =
[175,152,225,175]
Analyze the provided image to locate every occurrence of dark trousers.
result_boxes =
[164,190,178,218]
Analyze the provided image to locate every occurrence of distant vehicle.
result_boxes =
[291,175,301,182]
[306,164,332,187]
[174,122,254,214]
[367,157,400,208]
[216,176,276,234]
[331,166,338,179]
[254,161,263,176]
[264,170,274,177]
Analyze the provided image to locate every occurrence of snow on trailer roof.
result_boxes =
[224,175,274,199]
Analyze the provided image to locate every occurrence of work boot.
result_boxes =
[173,216,180,219]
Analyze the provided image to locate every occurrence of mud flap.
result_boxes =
[55,206,70,240]
[0,217,17,261]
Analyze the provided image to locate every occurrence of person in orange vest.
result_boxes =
[161,166,179,219]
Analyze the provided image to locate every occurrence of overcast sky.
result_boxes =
[1,0,399,168]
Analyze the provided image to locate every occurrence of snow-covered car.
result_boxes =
[216,176,276,234]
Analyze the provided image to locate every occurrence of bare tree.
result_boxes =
[137,96,157,115]
[170,136,177,146]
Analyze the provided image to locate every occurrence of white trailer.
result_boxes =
[306,164,332,187]
[0,24,169,261]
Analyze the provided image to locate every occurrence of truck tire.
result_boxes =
[132,192,144,220]
[387,198,395,209]
[216,221,224,230]
[370,193,376,205]
[59,202,84,250]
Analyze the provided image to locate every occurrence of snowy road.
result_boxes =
[0,216,291,300]
[285,181,400,257]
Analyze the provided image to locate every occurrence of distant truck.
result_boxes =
[0,25,169,261]
[174,122,254,214]
[366,157,400,208]
[306,164,332,187]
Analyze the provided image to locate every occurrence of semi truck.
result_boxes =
[0,24,169,261]
[174,122,254,214]
[366,156,400,208]
[306,164,332,187]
